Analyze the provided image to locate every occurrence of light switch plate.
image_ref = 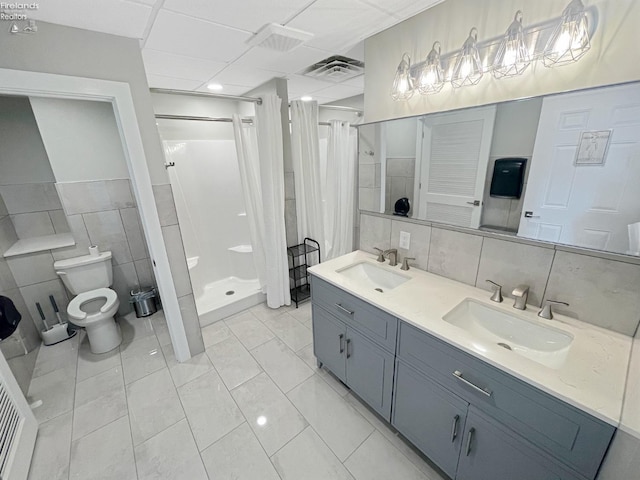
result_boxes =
[399,231,411,249]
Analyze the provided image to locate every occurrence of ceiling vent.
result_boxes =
[301,55,365,83]
[247,23,314,52]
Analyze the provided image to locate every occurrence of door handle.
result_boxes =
[466,200,480,206]
[451,414,460,442]
[335,303,354,316]
[346,338,352,358]
[452,370,492,397]
[524,211,540,218]
[465,428,475,456]
[339,334,344,354]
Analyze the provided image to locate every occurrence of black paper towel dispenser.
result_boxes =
[490,158,527,199]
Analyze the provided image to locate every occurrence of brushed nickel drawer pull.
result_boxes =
[339,334,344,353]
[451,414,460,442]
[452,370,492,397]
[346,338,352,358]
[466,428,475,456]
[335,303,354,315]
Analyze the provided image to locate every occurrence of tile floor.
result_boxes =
[26,301,447,480]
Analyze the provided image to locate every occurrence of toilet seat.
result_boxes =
[68,287,119,321]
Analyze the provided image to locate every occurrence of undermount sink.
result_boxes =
[336,261,410,292]
[443,299,574,369]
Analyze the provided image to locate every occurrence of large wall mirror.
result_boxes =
[358,82,640,257]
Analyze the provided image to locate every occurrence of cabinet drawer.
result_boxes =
[398,322,614,479]
[311,276,398,352]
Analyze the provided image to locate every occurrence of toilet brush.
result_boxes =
[38,299,76,346]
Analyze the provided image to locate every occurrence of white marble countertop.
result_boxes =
[309,250,632,427]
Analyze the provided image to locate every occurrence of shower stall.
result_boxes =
[163,139,265,327]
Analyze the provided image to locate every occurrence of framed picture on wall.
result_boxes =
[575,130,612,166]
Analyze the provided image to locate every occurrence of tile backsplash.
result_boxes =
[359,212,640,336]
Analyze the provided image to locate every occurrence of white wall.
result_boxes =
[30,97,129,182]
[364,0,640,123]
[0,21,168,185]
[385,117,418,157]
[0,96,55,185]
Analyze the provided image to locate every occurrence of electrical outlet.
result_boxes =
[399,231,411,249]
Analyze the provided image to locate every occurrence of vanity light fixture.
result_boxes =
[543,0,591,67]
[451,28,483,88]
[390,53,415,101]
[417,42,445,95]
[492,11,531,78]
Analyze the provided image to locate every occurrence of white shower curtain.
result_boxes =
[291,100,325,253]
[232,94,290,308]
[292,104,358,261]
[323,120,357,260]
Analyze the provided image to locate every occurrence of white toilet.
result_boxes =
[54,250,121,354]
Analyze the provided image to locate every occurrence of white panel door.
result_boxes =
[417,106,496,228]
[0,351,38,480]
[518,83,640,254]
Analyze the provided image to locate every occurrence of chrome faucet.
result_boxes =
[485,280,503,303]
[512,284,529,310]
[373,247,385,263]
[538,300,570,320]
[400,257,415,271]
[383,249,398,267]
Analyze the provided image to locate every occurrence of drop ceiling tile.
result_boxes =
[360,0,445,19]
[127,0,158,6]
[145,10,252,62]
[286,75,336,96]
[142,49,227,81]
[211,66,286,88]
[194,84,255,96]
[146,74,202,90]
[29,0,152,38]
[287,0,396,52]
[232,46,333,75]
[162,0,311,33]
[313,83,363,100]
[341,75,364,88]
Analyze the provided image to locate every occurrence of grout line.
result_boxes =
[342,428,376,465]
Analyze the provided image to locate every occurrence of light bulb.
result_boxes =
[451,28,483,88]
[492,11,531,79]
[390,53,415,101]
[418,42,445,95]
[543,0,591,67]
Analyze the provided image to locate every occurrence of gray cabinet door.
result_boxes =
[345,327,395,420]
[392,361,469,479]
[312,305,347,382]
[457,407,584,480]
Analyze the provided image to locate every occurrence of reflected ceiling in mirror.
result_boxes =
[357,81,640,257]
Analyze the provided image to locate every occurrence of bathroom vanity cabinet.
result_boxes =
[310,275,615,480]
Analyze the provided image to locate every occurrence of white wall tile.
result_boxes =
[49,209,70,234]
[83,210,133,265]
[390,221,431,270]
[112,262,139,316]
[134,258,156,287]
[151,184,178,227]
[0,182,61,214]
[161,224,192,298]
[7,251,57,287]
[0,216,17,254]
[19,279,69,330]
[359,213,391,254]
[476,238,554,307]
[427,228,483,286]
[120,207,148,261]
[285,199,298,247]
[51,214,91,261]
[0,258,17,292]
[179,293,205,356]
[10,212,54,238]
[545,251,640,335]
[57,179,135,215]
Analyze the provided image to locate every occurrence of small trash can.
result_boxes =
[130,287,158,318]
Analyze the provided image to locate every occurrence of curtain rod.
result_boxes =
[155,113,354,127]
[288,102,363,115]
[150,88,262,105]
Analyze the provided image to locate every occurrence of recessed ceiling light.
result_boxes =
[300,96,313,102]
[207,83,223,91]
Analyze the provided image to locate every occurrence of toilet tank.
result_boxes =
[53,251,114,295]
